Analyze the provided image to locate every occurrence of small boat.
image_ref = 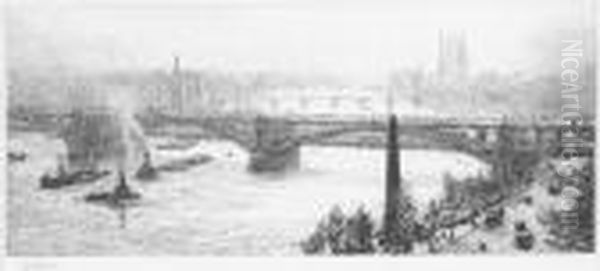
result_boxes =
[135,151,213,181]
[154,154,213,172]
[8,151,27,162]
[155,140,196,151]
[40,169,110,189]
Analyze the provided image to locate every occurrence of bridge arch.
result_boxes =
[298,124,499,165]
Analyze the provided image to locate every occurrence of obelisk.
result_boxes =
[383,113,401,236]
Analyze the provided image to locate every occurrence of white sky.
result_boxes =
[6,0,591,84]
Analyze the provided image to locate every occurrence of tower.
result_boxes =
[437,29,469,84]
[171,56,185,115]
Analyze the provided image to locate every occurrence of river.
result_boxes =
[7,133,489,256]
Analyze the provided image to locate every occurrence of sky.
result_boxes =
[5,0,593,84]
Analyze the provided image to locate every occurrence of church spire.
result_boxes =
[172,55,181,76]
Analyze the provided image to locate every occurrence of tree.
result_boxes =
[378,196,419,254]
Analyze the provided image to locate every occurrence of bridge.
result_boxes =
[138,112,593,175]
[10,107,593,178]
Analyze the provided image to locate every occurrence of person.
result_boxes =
[479,240,488,252]
[427,237,441,254]
[469,208,481,227]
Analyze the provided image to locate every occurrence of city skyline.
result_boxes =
[6,0,589,84]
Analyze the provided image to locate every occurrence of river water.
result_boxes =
[8,133,489,256]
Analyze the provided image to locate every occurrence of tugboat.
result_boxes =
[40,157,110,189]
[40,108,121,189]
[84,170,141,207]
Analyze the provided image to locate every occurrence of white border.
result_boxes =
[1,1,600,271]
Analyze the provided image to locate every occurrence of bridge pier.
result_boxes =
[248,145,300,173]
[247,116,301,173]
[492,122,512,182]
